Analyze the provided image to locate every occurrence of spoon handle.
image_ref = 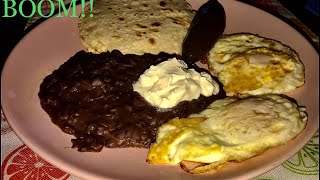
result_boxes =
[182,0,226,63]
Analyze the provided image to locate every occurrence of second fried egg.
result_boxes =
[147,95,307,174]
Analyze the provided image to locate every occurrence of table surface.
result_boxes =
[1,0,319,180]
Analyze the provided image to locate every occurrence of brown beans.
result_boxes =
[39,50,226,152]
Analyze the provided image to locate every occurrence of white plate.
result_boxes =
[1,0,319,179]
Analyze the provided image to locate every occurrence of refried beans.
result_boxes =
[38,50,226,152]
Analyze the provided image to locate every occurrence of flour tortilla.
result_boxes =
[79,0,195,55]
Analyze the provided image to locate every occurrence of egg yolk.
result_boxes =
[220,50,294,94]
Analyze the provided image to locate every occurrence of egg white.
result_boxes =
[207,33,305,95]
[147,95,307,174]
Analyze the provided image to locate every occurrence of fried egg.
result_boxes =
[147,95,307,174]
[207,33,305,95]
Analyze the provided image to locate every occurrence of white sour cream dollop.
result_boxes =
[133,58,219,108]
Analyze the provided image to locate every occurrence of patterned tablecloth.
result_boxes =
[1,0,319,179]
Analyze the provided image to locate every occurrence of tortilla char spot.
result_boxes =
[127,6,132,9]
[160,1,166,6]
[137,24,148,28]
[161,8,173,12]
[170,18,182,25]
[173,20,182,25]
[152,22,161,26]
[112,35,121,40]
[143,3,148,7]
[108,7,112,10]
[149,38,156,45]
[135,31,143,37]
[150,29,159,33]
[119,17,124,21]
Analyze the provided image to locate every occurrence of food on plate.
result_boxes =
[38,50,226,152]
[147,94,307,174]
[78,0,195,55]
[182,0,226,63]
[133,58,220,109]
[207,33,305,95]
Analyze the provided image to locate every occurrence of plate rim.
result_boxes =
[1,1,319,180]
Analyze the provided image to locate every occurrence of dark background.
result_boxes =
[0,0,319,72]
[278,0,319,35]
